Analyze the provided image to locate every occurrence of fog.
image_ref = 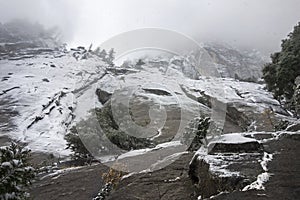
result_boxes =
[1,0,300,55]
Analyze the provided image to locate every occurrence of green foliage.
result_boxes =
[93,163,126,200]
[65,127,93,161]
[292,77,300,117]
[0,143,35,200]
[263,22,300,111]
[183,117,211,151]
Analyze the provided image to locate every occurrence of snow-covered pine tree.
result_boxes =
[107,48,115,65]
[0,143,35,200]
[99,50,108,60]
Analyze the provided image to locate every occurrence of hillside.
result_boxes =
[0,23,299,200]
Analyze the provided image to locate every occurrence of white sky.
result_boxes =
[0,0,300,54]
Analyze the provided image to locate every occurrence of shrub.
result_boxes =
[93,163,126,200]
[0,143,35,200]
[263,22,300,113]
[65,127,93,162]
[183,117,211,151]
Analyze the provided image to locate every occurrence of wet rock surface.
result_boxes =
[29,164,109,200]
[26,132,299,200]
[209,142,262,154]
[189,134,264,198]
[107,153,198,200]
[212,132,300,200]
[96,88,112,104]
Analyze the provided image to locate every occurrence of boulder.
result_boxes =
[108,153,198,200]
[208,133,263,154]
[189,152,261,198]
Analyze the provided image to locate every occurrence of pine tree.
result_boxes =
[263,22,300,110]
[65,127,93,162]
[99,50,107,60]
[292,76,300,117]
[94,47,101,56]
[0,143,35,200]
[107,48,115,65]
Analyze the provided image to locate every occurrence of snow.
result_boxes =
[242,151,273,191]
[261,152,273,171]
[165,176,181,182]
[203,154,241,177]
[155,140,182,148]
[0,45,288,158]
[117,140,182,160]
[40,166,85,180]
[1,162,12,168]
[0,52,107,156]
[242,131,300,143]
[193,132,276,190]
[117,148,152,160]
[208,133,257,145]
[242,172,271,191]
[148,151,188,171]
[195,147,241,177]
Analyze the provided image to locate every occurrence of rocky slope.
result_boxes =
[0,23,299,200]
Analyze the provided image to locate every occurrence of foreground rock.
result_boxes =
[189,134,263,198]
[108,153,198,200]
[186,131,300,200]
[208,133,263,153]
[29,164,109,200]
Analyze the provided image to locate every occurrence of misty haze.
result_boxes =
[0,1,300,200]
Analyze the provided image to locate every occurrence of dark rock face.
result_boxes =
[286,122,300,131]
[42,78,50,82]
[225,104,251,132]
[202,43,266,82]
[0,20,63,60]
[209,141,262,154]
[189,152,262,199]
[142,88,171,96]
[0,96,18,132]
[213,132,300,200]
[95,102,155,152]
[96,88,112,104]
[187,133,267,198]
[106,67,138,75]
[108,153,198,200]
[29,164,109,200]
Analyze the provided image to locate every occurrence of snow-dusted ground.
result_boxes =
[0,52,107,155]
[117,140,182,160]
[0,48,291,161]
[208,133,257,145]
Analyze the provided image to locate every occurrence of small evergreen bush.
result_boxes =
[0,143,35,200]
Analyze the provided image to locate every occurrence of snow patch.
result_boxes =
[209,133,257,145]
[242,152,273,191]
[117,140,182,160]
[242,172,271,191]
